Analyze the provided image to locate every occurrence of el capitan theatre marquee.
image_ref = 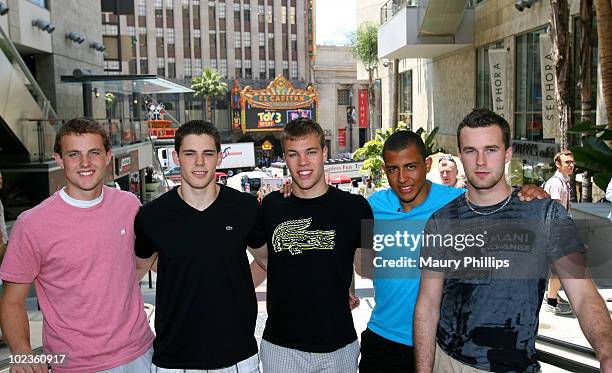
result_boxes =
[231,76,319,132]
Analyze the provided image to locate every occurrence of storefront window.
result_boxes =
[476,42,503,110]
[398,70,412,127]
[515,28,546,141]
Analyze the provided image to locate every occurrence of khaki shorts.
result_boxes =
[433,344,488,373]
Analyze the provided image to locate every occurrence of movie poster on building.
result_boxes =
[487,48,507,118]
[358,89,369,128]
[539,33,560,139]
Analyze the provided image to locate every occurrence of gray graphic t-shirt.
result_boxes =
[420,189,586,372]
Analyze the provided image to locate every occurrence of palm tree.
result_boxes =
[350,22,379,137]
[594,0,612,129]
[549,0,571,150]
[191,68,228,123]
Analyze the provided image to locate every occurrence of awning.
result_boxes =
[60,74,193,94]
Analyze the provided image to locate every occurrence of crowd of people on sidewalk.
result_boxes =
[0,109,611,373]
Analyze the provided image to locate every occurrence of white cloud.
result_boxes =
[316,0,356,45]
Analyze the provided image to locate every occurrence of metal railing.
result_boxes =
[380,0,419,24]
[380,0,475,24]
[0,26,58,123]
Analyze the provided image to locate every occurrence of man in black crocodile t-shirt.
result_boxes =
[414,108,612,373]
[249,118,373,373]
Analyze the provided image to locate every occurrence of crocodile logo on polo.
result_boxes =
[272,218,335,255]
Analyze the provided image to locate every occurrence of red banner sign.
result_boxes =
[358,89,369,129]
[338,128,347,147]
[149,127,177,139]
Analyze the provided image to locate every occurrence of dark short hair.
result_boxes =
[382,130,427,161]
[457,108,511,149]
[175,120,221,153]
[54,117,111,154]
[281,118,325,151]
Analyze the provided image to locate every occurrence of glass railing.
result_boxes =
[21,118,152,162]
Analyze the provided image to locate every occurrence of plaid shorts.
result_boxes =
[260,339,359,373]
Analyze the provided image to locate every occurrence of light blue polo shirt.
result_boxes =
[366,182,465,346]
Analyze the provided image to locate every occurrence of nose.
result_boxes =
[297,153,309,166]
[79,154,92,167]
[398,168,410,184]
[476,151,486,166]
[195,153,205,165]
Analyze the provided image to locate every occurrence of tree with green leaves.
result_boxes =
[350,22,378,135]
[353,123,440,186]
[191,68,228,123]
[568,122,612,192]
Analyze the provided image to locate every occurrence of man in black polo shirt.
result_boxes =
[134,120,264,372]
[249,118,373,373]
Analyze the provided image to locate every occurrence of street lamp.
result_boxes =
[347,89,354,152]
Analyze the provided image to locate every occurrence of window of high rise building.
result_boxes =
[245,60,252,78]
[236,59,242,78]
[157,58,166,76]
[156,28,164,37]
[104,24,119,35]
[235,32,242,48]
[266,6,272,24]
[281,6,287,24]
[167,29,175,44]
[243,32,251,47]
[290,61,297,79]
[211,59,217,69]
[184,59,192,78]
[219,31,227,49]
[168,58,176,78]
[283,60,289,77]
[244,3,251,22]
[155,0,163,9]
[220,59,228,77]
[140,59,148,74]
[269,60,275,78]
[233,3,240,13]
[193,0,200,5]
[260,60,266,79]
[138,0,146,16]
[194,29,201,38]
[258,5,265,23]
[259,33,265,47]
[290,6,295,24]
[218,3,226,18]
[337,90,350,106]
[127,26,136,36]
[167,0,174,8]
[291,33,297,52]
[139,27,147,35]
[194,58,202,75]
[182,0,189,8]
[129,59,137,74]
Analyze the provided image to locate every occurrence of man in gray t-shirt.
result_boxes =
[414,109,612,373]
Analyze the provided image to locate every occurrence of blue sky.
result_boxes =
[316,0,356,45]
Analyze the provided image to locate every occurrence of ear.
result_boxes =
[425,156,433,173]
[504,145,513,164]
[105,149,112,167]
[323,145,328,160]
[216,151,223,167]
[172,149,180,167]
[53,153,64,169]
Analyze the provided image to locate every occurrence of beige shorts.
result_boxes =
[433,344,488,373]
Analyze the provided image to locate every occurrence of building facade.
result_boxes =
[101,0,315,134]
[363,0,607,186]
[313,45,368,156]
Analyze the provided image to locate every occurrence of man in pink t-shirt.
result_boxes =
[0,118,154,372]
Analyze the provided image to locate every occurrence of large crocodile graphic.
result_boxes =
[272,217,335,255]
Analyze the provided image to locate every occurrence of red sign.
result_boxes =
[358,89,369,129]
[149,127,177,139]
[338,128,347,147]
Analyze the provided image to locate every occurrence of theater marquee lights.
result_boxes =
[232,76,319,132]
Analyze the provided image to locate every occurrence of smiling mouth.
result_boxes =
[77,170,94,176]
[297,170,313,177]
[192,171,207,176]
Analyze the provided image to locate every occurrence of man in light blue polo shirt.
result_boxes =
[356,130,546,372]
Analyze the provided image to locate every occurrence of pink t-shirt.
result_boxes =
[0,186,154,372]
